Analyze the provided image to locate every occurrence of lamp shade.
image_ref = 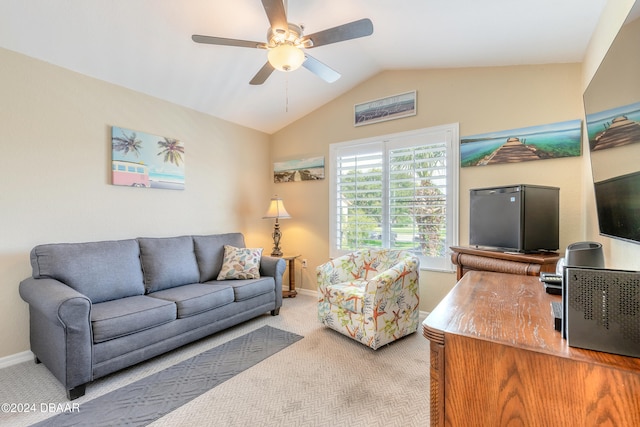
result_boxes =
[263,196,291,219]
[267,44,305,72]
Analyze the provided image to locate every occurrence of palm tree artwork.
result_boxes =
[112,130,143,157]
[111,126,185,190]
[157,137,184,167]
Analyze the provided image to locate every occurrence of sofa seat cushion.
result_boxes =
[217,277,275,302]
[326,279,367,314]
[91,295,177,343]
[29,239,145,303]
[148,283,234,318]
[138,236,200,293]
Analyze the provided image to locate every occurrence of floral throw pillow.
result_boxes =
[216,245,262,280]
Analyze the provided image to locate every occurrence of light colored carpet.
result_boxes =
[32,326,303,426]
[0,293,430,426]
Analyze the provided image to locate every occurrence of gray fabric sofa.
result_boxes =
[19,233,285,400]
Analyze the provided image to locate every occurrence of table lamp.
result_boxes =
[262,195,291,257]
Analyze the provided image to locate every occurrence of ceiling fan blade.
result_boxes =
[261,0,288,35]
[302,54,341,83]
[192,34,263,49]
[302,18,374,48]
[249,62,276,85]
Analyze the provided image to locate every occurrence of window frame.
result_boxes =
[329,123,459,272]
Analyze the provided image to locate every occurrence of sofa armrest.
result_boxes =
[20,277,91,324]
[260,256,286,308]
[19,277,93,392]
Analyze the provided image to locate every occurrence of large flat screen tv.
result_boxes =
[594,171,640,243]
[583,3,640,246]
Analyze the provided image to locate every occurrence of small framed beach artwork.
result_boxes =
[460,119,582,167]
[354,91,416,126]
[274,156,325,183]
[111,126,185,190]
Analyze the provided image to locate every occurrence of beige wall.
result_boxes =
[3,0,639,360]
[271,64,585,312]
[0,47,274,358]
[582,0,640,269]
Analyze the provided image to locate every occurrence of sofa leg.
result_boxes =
[67,384,86,400]
[34,355,41,364]
[271,308,280,316]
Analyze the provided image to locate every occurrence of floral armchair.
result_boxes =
[317,249,420,350]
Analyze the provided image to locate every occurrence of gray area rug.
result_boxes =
[32,325,303,427]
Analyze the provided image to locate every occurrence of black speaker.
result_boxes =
[559,242,606,337]
[563,266,640,358]
[564,241,604,268]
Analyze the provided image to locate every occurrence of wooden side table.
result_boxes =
[450,245,560,280]
[280,254,300,298]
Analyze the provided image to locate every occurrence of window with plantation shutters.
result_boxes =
[329,123,459,271]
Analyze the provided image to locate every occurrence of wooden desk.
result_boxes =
[450,245,559,280]
[281,254,300,298]
[423,271,640,427]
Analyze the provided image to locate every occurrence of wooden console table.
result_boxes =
[450,245,560,280]
[423,271,640,427]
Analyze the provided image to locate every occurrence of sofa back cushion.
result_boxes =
[30,239,145,303]
[193,233,245,282]
[138,236,200,292]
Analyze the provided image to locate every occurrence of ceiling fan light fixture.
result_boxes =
[192,5,373,85]
[268,43,305,72]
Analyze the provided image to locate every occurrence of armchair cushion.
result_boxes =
[324,279,367,314]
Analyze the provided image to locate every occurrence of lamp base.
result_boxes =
[271,220,284,258]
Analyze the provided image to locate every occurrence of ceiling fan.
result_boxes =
[191,0,374,85]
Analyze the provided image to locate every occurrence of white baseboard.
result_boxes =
[295,288,315,297]
[0,350,34,369]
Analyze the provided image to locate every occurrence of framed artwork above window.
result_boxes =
[354,91,417,127]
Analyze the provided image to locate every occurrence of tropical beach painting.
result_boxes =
[354,91,416,126]
[111,126,185,190]
[585,101,640,151]
[460,119,582,167]
[274,156,325,183]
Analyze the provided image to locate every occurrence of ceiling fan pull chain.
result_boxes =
[285,75,289,113]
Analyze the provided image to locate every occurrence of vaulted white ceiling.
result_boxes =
[0,0,607,134]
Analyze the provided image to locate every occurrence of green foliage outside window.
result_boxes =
[337,144,448,258]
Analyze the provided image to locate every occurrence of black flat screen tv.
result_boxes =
[469,184,559,253]
[583,3,640,247]
[594,171,640,244]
